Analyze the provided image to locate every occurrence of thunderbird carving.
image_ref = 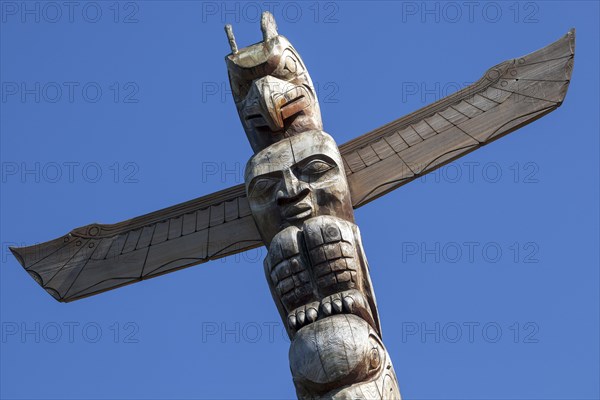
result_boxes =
[10,12,574,399]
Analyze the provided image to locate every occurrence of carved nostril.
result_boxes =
[276,190,285,202]
[277,187,310,206]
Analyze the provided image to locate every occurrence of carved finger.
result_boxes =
[287,314,297,330]
[321,298,332,316]
[331,293,343,314]
[306,305,318,323]
[296,309,306,326]
[342,294,354,313]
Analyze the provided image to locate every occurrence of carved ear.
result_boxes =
[261,11,278,41]
[224,24,238,54]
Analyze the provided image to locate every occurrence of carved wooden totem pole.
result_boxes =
[10,12,575,399]
[228,13,400,397]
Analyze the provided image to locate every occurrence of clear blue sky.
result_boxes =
[1,1,598,399]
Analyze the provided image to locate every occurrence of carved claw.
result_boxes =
[332,297,343,313]
[306,307,318,323]
[343,295,354,313]
[317,289,376,331]
[288,301,320,332]
[288,314,297,330]
[320,293,344,316]
[321,301,332,316]
[297,310,306,326]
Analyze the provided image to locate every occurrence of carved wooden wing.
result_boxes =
[11,30,574,302]
[341,29,575,207]
[11,185,261,302]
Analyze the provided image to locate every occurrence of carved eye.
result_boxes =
[277,50,304,80]
[369,347,381,370]
[300,160,334,176]
[249,178,278,198]
[284,56,297,74]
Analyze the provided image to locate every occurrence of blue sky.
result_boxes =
[1,1,598,399]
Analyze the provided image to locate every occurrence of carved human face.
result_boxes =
[245,131,354,245]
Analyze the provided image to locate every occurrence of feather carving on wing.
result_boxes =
[11,185,261,302]
[341,29,574,207]
[10,29,574,302]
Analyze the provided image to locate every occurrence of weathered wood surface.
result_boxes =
[233,14,401,396]
[10,186,263,302]
[290,314,400,398]
[341,28,574,207]
[10,29,574,303]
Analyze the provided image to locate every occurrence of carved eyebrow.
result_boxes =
[294,154,338,169]
[246,144,294,181]
[248,170,283,188]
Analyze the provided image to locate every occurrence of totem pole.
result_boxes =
[226,13,400,397]
[9,11,575,399]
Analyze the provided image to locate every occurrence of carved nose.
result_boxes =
[277,171,310,206]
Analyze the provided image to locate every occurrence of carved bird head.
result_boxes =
[225,11,323,154]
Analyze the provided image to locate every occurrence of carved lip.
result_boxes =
[282,204,312,223]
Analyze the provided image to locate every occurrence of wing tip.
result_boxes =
[9,246,65,303]
[44,287,64,302]
[567,28,576,55]
[8,246,25,268]
[560,28,576,104]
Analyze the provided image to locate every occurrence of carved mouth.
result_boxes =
[244,112,268,128]
[283,204,312,223]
